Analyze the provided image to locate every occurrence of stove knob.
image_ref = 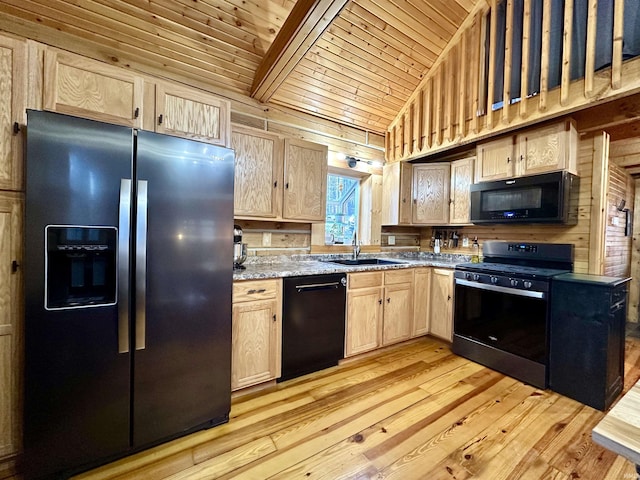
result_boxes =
[523,281,532,289]
[472,274,480,281]
[490,276,498,285]
[510,278,518,287]
[465,272,472,280]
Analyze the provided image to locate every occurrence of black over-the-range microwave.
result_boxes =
[470,171,580,224]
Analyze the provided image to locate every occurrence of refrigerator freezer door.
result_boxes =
[24,111,133,479]
[132,131,234,446]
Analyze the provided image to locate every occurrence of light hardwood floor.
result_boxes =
[61,336,640,480]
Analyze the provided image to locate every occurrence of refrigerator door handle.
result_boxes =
[118,179,132,354]
[136,180,148,350]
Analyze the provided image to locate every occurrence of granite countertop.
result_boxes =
[233,252,470,281]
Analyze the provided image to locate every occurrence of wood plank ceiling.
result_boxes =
[0,0,480,135]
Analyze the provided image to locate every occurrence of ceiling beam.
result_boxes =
[251,0,349,102]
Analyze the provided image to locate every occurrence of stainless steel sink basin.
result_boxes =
[324,258,405,266]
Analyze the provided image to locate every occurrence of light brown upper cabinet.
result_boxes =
[155,82,230,147]
[281,138,328,222]
[43,49,231,147]
[44,50,144,128]
[232,126,283,218]
[0,35,26,192]
[412,163,451,225]
[382,162,413,226]
[449,157,475,225]
[475,119,578,183]
[232,128,327,222]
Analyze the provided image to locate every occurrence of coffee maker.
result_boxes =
[233,224,247,270]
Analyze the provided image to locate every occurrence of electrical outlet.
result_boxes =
[388,235,396,245]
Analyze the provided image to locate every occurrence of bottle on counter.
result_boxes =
[471,236,480,263]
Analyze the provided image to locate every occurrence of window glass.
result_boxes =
[325,173,359,244]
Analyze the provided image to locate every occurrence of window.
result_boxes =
[325,173,359,245]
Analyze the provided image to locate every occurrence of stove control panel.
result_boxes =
[507,243,538,253]
[454,270,550,294]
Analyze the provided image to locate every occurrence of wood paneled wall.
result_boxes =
[387,1,640,163]
[233,220,311,256]
[603,163,634,278]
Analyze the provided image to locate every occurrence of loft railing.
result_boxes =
[386,0,640,163]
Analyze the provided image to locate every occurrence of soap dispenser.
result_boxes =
[471,236,479,263]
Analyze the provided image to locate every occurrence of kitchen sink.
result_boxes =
[324,258,405,266]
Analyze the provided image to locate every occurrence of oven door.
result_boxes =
[452,278,550,388]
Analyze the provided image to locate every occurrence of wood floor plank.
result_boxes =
[70,336,640,480]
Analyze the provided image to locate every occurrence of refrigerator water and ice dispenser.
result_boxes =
[45,225,117,310]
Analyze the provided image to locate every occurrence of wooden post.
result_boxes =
[585,0,598,96]
[561,0,574,105]
[459,30,467,138]
[612,0,624,89]
[589,131,610,275]
[487,0,498,127]
[472,13,481,133]
[423,79,432,149]
[540,0,552,110]
[520,0,531,117]
[503,0,514,123]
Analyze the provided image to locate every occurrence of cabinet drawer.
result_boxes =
[233,279,279,303]
[385,269,414,285]
[348,272,383,290]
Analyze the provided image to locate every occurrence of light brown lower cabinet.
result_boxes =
[345,269,415,357]
[412,267,431,337]
[231,279,282,390]
[429,268,454,341]
[0,192,23,461]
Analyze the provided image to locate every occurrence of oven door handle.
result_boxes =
[455,278,546,299]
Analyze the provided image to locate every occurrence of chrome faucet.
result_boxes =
[352,231,361,260]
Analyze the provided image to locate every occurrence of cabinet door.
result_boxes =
[475,136,515,183]
[43,50,143,128]
[231,298,280,390]
[346,287,383,356]
[412,268,431,337]
[0,36,26,192]
[517,121,575,176]
[0,193,23,458]
[429,268,453,341]
[155,82,231,147]
[382,162,413,225]
[382,283,413,346]
[412,163,450,224]
[282,138,328,221]
[450,157,474,225]
[232,126,283,218]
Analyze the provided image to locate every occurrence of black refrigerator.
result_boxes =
[23,110,234,479]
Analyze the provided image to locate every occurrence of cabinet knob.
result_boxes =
[13,122,20,135]
[447,295,451,301]
[506,156,511,163]
[134,107,140,119]
[272,314,276,322]
[285,182,289,189]
[11,260,19,273]
[378,299,382,305]
[387,297,391,303]
[158,114,164,125]
[274,180,277,188]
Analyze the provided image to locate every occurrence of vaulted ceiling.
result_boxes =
[0,0,480,135]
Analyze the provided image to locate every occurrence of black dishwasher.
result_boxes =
[280,274,347,382]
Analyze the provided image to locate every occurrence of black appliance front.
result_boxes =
[24,111,133,479]
[24,111,234,479]
[281,274,346,382]
[470,171,579,224]
[453,280,549,388]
